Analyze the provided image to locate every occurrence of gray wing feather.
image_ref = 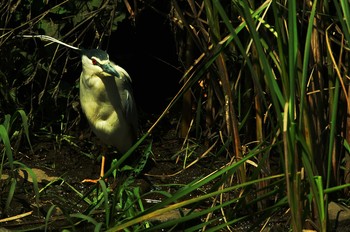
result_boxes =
[114,66,138,134]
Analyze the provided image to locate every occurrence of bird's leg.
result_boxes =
[82,148,107,183]
[99,155,106,178]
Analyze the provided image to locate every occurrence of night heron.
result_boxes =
[79,49,138,183]
[19,35,138,182]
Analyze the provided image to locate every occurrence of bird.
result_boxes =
[79,49,138,183]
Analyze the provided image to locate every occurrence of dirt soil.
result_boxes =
[0,117,228,231]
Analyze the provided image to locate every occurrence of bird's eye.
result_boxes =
[91,58,98,65]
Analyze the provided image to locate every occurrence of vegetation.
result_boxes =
[1,0,350,231]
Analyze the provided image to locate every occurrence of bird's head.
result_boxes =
[81,49,120,77]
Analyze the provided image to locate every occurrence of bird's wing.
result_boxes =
[124,84,134,119]
[112,65,138,128]
[121,75,139,135]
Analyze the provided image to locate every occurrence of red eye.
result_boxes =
[91,58,98,65]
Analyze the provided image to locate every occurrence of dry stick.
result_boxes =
[1,209,106,228]
[0,211,33,223]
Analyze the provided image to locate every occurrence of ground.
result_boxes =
[0,118,228,230]
[1,118,350,231]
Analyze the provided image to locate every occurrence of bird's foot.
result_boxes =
[82,177,106,184]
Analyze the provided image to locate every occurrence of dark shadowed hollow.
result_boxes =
[110,4,181,116]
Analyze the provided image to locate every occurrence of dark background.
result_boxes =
[108,6,181,117]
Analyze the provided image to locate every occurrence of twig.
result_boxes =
[0,211,33,223]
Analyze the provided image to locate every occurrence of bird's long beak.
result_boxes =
[103,63,120,77]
